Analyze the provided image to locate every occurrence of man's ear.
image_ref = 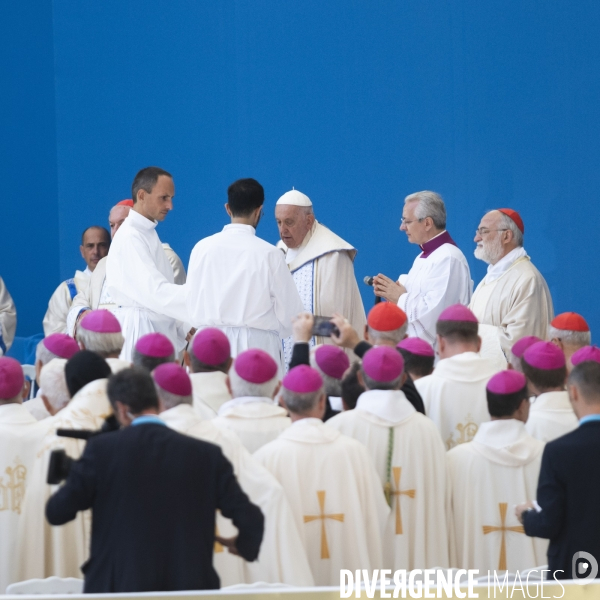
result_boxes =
[550,337,563,350]
[399,372,407,388]
[224,357,233,373]
[183,350,191,368]
[225,375,233,396]
[476,335,482,353]
[357,369,365,388]
[225,203,233,218]
[272,381,282,400]
[436,335,445,355]
[363,324,369,342]
[41,394,55,416]
[79,245,86,261]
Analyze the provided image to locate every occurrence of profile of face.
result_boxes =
[80,228,110,272]
[474,211,507,265]
[399,200,431,246]
[108,205,131,238]
[275,205,315,249]
[136,175,175,222]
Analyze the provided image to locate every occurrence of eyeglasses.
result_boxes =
[401,217,424,226]
[475,228,508,236]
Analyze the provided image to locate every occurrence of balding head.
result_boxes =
[109,204,132,238]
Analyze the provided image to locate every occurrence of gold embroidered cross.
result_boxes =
[391,467,415,535]
[303,490,344,559]
[482,502,525,571]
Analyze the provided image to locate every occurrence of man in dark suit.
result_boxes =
[46,367,264,593]
[516,360,600,580]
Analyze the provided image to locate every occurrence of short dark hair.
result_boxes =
[81,226,110,245]
[132,167,172,203]
[341,362,365,410]
[107,367,159,415]
[189,351,229,374]
[65,350,111,398]
[398,348,435,378]
[521,360,567,392]
[436,320,479,344]
[486,385,529,418]
[132,348,175,373]
[227,178,264,217]
[568,361,600,403]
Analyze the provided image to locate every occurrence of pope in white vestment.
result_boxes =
[275,190,367,365]
[0,276,17,355]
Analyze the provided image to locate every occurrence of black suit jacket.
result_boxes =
[523,421,600,579]
[46,422,264,593]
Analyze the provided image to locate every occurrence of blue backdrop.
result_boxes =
[3,1,599,338]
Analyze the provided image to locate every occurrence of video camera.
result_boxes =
[47,415,120,485]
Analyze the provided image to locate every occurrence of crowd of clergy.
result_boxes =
[0,171,598,591]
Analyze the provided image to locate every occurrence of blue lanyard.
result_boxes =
[131,415,167,427]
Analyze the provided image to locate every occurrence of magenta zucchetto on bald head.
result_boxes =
[234,349,278,384]
[43,333,79,359]
[487,370,527,395]
[283,365,323,393]
[80,310,122,333]
[362,346,404,382]
[135,333,174,358]
[314,345,350,380]
[192,328,231,366]
[523,341,566,370]
[153,363,192,397]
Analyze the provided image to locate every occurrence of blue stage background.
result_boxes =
[3,1,600,338]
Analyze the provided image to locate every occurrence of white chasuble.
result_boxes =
[0,276,17,355]
[16,379,112,581]
[327,390,448,570]
[190,371,231,419]
[254,418,388,586]
[214,398,291,454]
[447,419,547,573]
[415,352,500,450]
[161,404,314,587]
[186,224,303,375]
[0,404,47,591]
[278,221,367,364]
[106,210,188,361]
[525,391,578,443]
[470,253,553,366]
[43,268,91,336]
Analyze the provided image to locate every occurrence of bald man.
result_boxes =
[66,200,186,336]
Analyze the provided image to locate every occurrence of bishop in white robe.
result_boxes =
[327,346,449,570]
[470,209,553,369]
[254,365,388,586]
[0,358,47,591]
[213,348,290,453]
[154,364,314,587]
[415,305,501,449]
[43,267,91,336]
[447,371,548,573]
[0,276,16,355]
[373,191,472,345]
[275,190,367,365]
[16,352,113,581]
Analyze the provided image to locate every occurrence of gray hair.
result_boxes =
[281,387,323,415]
[362,370,403,391]
[405,191,446,229]
[496,211,524,247]
[367,323,408,345]
[229,367,279,399]
[36,340,59,366]
[548,325,591,348]
[155,385,192,410]
[39,358,70,411]
[132,348,175,373]
[309,350,342,397]
[76,328,124,357]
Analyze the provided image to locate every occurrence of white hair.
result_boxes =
[228,367,279,399]
[281,387,323,415]
[309,349,342,397]
[155,385,192,411]
[548,325,591,348]
[39,358,70,411]
[76,328,124,357]
[509,353,523,372]
[36,340,58,365]
[496,211,524,247]
[405,191,446,229]
[367,323,408,345]
[362,371,403,391]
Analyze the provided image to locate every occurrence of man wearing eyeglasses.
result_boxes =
[373,191,472,345]
[470,209,554,370]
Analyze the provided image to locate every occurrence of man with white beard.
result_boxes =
[470,209,553,370]
[154,363,314,587]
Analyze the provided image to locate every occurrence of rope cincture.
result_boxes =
[384,426,394,507]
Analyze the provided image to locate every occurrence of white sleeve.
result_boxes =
[269,251,304,338]
[42,283,71,336]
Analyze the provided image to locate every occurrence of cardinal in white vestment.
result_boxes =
[447,371,547,573]
[184,328,232,419]
[470,209,554,370]
[0,276,17,355]
[17,352,113,581]
[415,305,501,449]
[0,358,48,591]
[43,226,110,335]
[255,365,389,586]
[275,189,367,364]
[153,363,314,587]
[106,169,190,361]
[328,346,448,570]
[373,191,472,345]
[67,200,186,337]
[213,349,290,453]
[186,179,302,375]
[548,312,592,373]
[521,342,577,442]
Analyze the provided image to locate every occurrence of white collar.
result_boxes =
[355,389,415,424]
[127,208,158,232]
[218,396,279,416]
[83,267,92,277]
[223,223,256,235]
[285,220,317,264]
[281,417,340,443]
[484,247,528,283]
[530,390,571,411]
